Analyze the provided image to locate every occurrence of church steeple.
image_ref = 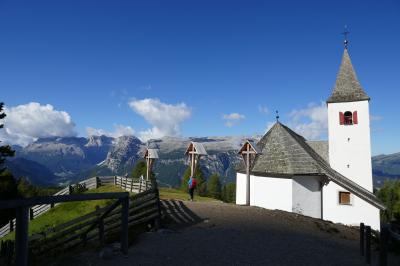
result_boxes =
[326,46,370,103]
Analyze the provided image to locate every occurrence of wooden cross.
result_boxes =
[146,156,153,181]
[238,141,260,206]
[144,148,158,181]
[188,150,199,177]
[342,25,350,49]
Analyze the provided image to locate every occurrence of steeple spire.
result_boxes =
[326,39,370,103]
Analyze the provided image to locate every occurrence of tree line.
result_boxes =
[130,160,236,203]
[377,180,400,225]
[180,165,236,203]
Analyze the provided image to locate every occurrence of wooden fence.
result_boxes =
[0,182,161,266]
[29,188,160,260]
[0,176,152,239]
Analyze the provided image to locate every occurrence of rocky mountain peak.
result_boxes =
[102,135,144,172]
[85,135,114,147]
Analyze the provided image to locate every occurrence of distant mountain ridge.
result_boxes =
[6,135,400,188]
[7,135,251,187]
[372,152,400,187]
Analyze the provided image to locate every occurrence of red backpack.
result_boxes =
[190,178,197,189]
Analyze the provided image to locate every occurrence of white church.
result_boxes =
[236,44,386,230]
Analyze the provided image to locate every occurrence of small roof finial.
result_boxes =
[342,25,350,49]
[275,110,280,122]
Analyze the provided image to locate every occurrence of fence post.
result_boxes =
[114,176,117,186]
[95,176,100,189]
[9,220,14,232]
[130,179,133,193]
[139,179,142,193]
[15,206,29,266]
[68,185,72,195]
[365,225,371,264]
[96,206,104,246]
[121,197,129,255]
[154,183,162,230]
[29,208,34,220]
[360,223,365,256]
[379,225,388,266]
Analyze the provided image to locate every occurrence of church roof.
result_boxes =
[243,122,385,210]
[251,123,326,176]
[305,141,329,163]
[326,49,370,103]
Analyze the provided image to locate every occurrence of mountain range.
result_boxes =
[6,135,247,187]
[5,135,400,188]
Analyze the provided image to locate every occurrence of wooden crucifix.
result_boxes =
[238,140,261,205]
[185,142,207,178]
[143,148,159,181]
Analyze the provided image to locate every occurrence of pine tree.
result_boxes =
[207,174,221,199]
[0,102,15,175]
[180,167,191,191]
[377,180,400,223]
[0,102,17,226]
[131,160,155,181]
[221,183,236,203]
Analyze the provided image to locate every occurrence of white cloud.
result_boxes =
[258,105,269,114]
[128,98,191,141]
[222,112,245,127]
[86,124,135,138]
[288,102,328,140]
[0,102,76,146]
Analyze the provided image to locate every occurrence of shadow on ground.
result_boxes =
[160,200,204,229]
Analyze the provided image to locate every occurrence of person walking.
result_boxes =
[188,176,197,201]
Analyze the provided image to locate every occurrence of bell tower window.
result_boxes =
[339,111,358,125]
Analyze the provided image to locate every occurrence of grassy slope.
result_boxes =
[2,185,127,240]
[159,188,218,202]
[1,186,217,241]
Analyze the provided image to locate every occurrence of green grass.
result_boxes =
[2,185,128,241]
[159,187,218,202]
[1,185,216,241]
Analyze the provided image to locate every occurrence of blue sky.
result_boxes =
[0,0,399,155]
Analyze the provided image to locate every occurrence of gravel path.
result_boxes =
[60,200,372,266]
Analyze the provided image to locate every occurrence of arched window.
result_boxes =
[344,111,353,125]
[339,111,358,125]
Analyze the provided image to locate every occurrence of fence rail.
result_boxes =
[0,180,160,266]
[0,176,152,238]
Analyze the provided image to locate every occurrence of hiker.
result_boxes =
[188,176,197,201]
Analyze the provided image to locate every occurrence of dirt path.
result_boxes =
[56,200,375,266]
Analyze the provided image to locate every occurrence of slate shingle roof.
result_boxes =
[326,49,370,103]
[251,123,327,175]
[306,141,329,163]
[241,122,385,210]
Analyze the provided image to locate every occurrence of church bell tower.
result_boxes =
[327,36,373,192]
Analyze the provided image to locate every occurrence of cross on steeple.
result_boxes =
[342,25,350,49]
[275,110,280,122]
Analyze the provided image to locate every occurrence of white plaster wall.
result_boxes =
[236,173,247,205]
[292,176,321,219]
[250,175,292,212]
[323,182,380,230]
[328,100,373,191]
